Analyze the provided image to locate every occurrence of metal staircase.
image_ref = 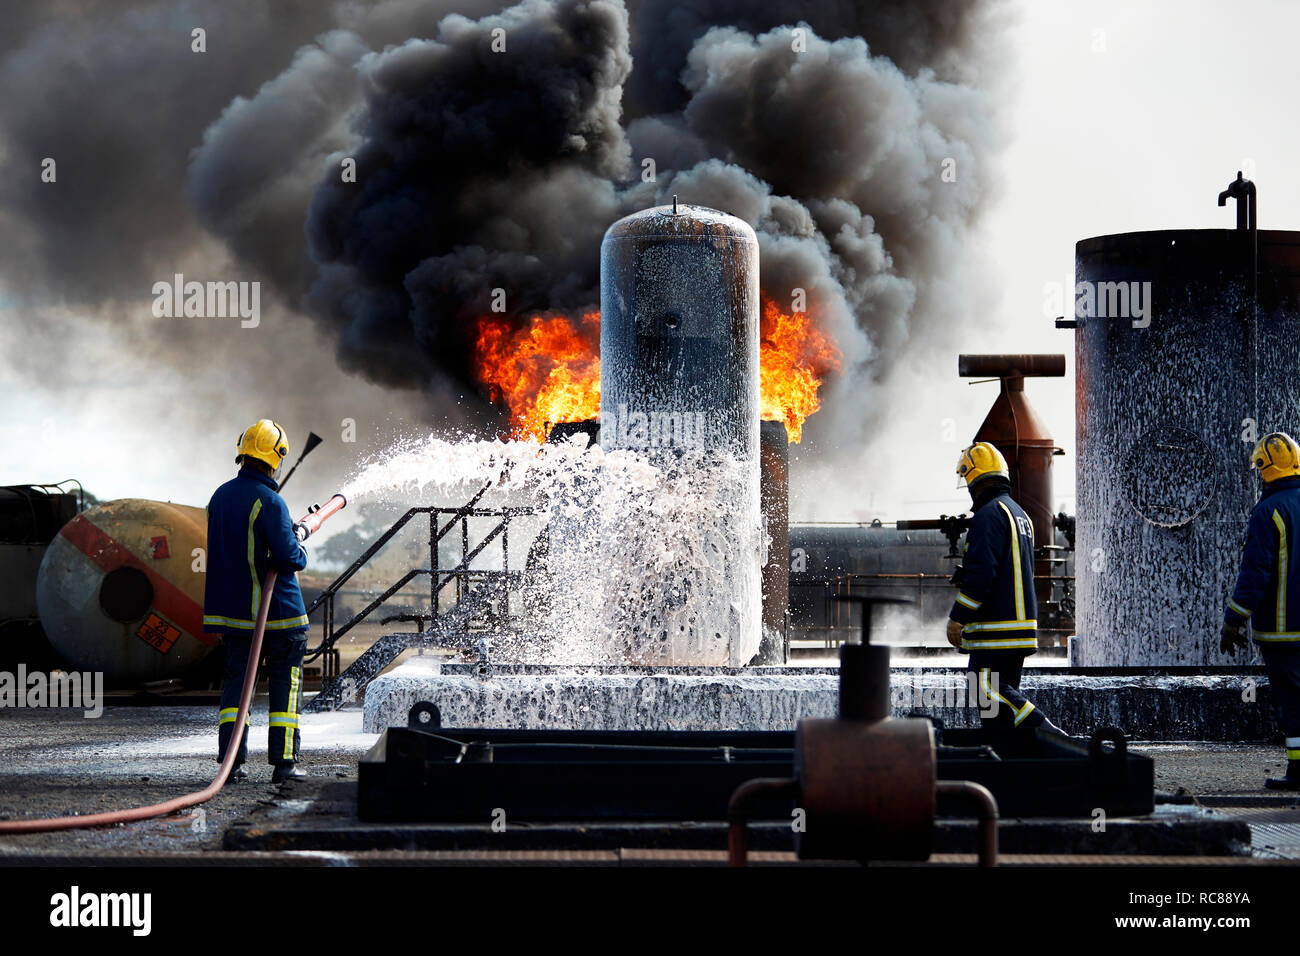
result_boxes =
[304,484,538,712]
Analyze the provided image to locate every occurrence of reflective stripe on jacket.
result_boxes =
[1226,476,1300,642]
[949,482,1038,652]
[203,466,308,634]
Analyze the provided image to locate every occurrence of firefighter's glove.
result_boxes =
[1219,622,1247,656]
[946,618,964,649]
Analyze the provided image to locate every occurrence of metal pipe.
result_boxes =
[727,777,798,867]
[935,779,999,867]
[958,354,1066,378]
[1217,171,1257,230]
[757,420,790,664]
[1219,172,1261,434]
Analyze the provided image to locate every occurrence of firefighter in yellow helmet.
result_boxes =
[203,420,310,784]
[1223,431,1300,789]
[947,442,1067,750]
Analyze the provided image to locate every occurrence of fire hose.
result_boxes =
[0,494,347,834]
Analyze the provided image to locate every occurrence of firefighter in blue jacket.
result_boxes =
[1222,431,1300,790]
[204,419,309,784]
[946,442,1066,746]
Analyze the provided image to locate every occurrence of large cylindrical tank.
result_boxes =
[1071,228,1300,665]
[598,202,761,665]
[37,499,217,683]
[788,524,955,644]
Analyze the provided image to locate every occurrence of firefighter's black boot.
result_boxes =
[1036,717,1071,739]
[1265,759,1300,790]
[271,763,306,784]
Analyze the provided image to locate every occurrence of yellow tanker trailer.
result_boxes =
[36,499,217,684]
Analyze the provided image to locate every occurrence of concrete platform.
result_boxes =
[362,658,1279,741]
[220,779,1252,857]
[0,703,1295,863]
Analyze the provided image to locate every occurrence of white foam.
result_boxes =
[340,432,762,666]
[93,710,378,758]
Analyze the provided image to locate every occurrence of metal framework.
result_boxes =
[358,710,1154,824]
[303,485,538,712]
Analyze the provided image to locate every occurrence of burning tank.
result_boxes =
[597,201,762,666]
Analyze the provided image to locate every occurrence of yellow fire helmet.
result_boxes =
[1251,432,1300,483]
[956,442,1010,487]
[236,419,290,471]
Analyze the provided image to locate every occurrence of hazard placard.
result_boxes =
[136,612,181,653]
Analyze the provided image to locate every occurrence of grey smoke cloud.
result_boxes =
[622,0,1002,117]
[0,0,494,506]
[0,0,344,304]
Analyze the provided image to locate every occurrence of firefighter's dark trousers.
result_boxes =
[967,650,1047,741]
[1259,642,1300,765]
[217,629,307,767]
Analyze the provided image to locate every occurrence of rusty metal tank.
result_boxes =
[1068,226,1300,665]
[36,499,217,683]
[598,201,762,665]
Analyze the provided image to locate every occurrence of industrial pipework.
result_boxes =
[726,595,999,866]
[897,355,1074,641]
[959,354,1071,639]
[1218,170,1257,231]
[958,354,1065,556]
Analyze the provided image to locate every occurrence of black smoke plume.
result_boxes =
[0,0,1010,505]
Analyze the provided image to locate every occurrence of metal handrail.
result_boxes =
[303,483,540,663]
[304,481,495,615]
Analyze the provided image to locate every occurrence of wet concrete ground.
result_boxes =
[0,701,377,855]
[1145,742,1295,796]
[0,702,1295,861]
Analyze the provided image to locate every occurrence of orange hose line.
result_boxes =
[0,570,278,834]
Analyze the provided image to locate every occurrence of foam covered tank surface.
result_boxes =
[1072,229,1300,665]
[598,203,762,666]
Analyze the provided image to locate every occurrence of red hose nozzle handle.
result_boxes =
[294,493,347,541]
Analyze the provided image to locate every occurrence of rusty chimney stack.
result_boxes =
[958,354,1066,616]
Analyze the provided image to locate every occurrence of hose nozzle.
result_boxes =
[293,493,347,541]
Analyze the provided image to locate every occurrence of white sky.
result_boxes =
[837,0,1300,523]
[3,0,1299,537]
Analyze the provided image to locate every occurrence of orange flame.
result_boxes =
[472,295,839,443]
[473,310,601,443]
[757,294,841,443]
